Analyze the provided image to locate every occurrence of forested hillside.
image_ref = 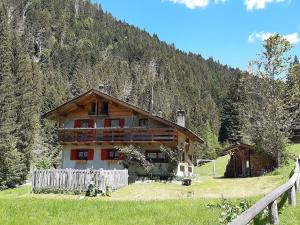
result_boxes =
[0,0,241,186]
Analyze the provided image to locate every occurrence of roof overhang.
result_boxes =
[43,89,204,143]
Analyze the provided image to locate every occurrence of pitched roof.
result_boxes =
[44,89,203,143]
[224,143,252,153]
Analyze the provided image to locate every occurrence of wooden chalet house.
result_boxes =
[44,89,203,177]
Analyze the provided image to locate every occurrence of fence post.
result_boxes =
[296,177,300,192]
[32,170,35,192]
[296,159,300,192]
[288,185,296,207]
[268,200,279,225]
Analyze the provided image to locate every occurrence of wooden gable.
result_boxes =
[44,89,203,143]
[61,94,134,119]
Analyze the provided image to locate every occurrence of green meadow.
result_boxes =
[0,144,299,225]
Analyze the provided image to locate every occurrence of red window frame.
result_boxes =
[101,149,124,160]
[70,149,94,160]
[104,119,125,128]
[74,119,95,128]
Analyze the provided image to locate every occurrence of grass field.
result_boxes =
[0,144,299,225]
[0,186,221,225]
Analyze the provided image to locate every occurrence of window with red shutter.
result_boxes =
[88,119,95,128]
[119,119,125,128]
[101,149,108,160]
[70,149,77,160]
[104,119,111,128]
[74,120,81,128]
[87,149,94,160]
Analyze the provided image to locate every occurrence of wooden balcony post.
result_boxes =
[288,185,296,207]
[268,200,279,225]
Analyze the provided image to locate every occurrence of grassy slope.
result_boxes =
[0,186,220,225]
[111,176,281,200]
[0,144,299,225]
[270,144,300,225]
[111,149,292,200]
[193,155,229,177]
[278,192,300,225]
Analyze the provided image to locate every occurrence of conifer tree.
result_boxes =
[0,5,25,187]
[219,72,246,144]
[285,56,300,141]
[11,32,39,179]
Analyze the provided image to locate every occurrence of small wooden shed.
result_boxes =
[224,144,275,178]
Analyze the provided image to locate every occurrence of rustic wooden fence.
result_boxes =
[228,157,300,225]
[32,169,128,193]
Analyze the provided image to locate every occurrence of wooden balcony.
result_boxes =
[58,128,178,144]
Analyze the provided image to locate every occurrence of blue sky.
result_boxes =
[92,0,300,70]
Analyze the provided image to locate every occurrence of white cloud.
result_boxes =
[245,0,287,11]
[248,32,274,42]
[248,32,300,44]
[164,0,227,9]
[283,33,299,44]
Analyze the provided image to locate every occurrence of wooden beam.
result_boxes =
[75,103,85,109]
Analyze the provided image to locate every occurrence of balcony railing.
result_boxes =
[58,128,178,144]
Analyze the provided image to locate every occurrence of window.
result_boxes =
[139,119,148,127]
[74,119,94,128]
[77,150,88,160]
[102,102,109,115]
[104,119,125,128]
[101,149,124,160]
[107,149,119,160]
[180,165,185,172]
[80,120,89,128]
[89,102,97,115]
[145,151,166,163]
[70,149,94,160]
[111,119,120,128]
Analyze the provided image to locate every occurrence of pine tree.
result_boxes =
[11,32,39,179]
[0,5,25,187]
[219,72,246,144]
[285,56,300,141]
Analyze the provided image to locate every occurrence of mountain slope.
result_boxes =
[0,0,240,174]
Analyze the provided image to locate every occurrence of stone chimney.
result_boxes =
[99,84,106,93]
[177,110,185,127]
[157,111,163,118]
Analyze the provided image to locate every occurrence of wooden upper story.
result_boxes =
[44,89,203,145]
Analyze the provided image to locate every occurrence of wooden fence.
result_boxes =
[228,157,300,225]
[32,169,128,193]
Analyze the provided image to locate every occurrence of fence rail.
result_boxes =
[32,169,128,193]
[228,157,300,225]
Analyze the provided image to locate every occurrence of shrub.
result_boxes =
[115,145,153,175]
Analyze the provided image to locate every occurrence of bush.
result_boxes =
[208,199,252,224]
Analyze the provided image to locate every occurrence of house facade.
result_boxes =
[44,89,203,177]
